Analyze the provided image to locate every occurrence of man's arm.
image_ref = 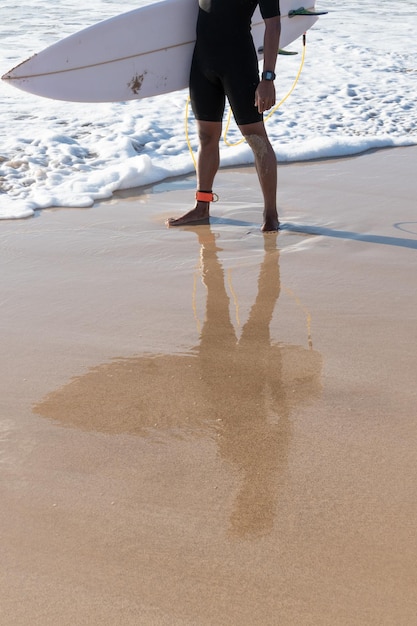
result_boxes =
[255,15,281,114]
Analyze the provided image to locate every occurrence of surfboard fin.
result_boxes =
[279,49,298,56]
[258,46,298,56]
[289,7,328,17]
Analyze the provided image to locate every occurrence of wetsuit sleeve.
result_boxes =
[259,0,280,19]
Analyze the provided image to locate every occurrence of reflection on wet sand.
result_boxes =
[34,228,322,538]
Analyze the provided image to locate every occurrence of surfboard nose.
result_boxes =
[2,55,33,81]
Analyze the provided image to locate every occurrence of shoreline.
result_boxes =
[111,143,416,200]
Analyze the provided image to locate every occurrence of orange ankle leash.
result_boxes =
[195,190,219,203]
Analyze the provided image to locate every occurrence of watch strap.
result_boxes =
[262,70,276,81]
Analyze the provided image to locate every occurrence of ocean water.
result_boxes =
[0,0,416,219]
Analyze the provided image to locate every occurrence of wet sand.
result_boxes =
[1,147,417,624]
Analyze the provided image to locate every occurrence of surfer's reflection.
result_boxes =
[34,227,322,539]
[194,229,321,537]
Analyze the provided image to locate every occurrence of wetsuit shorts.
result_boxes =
[190,0,280,127]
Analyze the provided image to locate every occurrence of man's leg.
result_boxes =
[239,121,279,232]
[166,120,222,226]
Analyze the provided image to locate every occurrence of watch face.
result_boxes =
[263,71,275,81]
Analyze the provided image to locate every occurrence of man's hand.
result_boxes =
[255,80,276,114]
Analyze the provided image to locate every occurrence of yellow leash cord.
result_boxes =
[185,95,197,170]
[224,34,307,146]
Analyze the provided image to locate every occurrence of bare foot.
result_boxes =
[261,212,280,232]
[166,202,210,227]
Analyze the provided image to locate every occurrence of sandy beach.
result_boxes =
[1,146,417,625]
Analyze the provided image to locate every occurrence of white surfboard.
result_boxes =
[1,0,325,103]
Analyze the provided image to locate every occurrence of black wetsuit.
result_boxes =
[190,0,281,126]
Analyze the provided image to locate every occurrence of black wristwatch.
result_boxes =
[262,70,276,81]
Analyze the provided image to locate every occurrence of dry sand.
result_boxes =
[1,147,416,625]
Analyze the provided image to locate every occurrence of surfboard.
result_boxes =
[1,0,325,103]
